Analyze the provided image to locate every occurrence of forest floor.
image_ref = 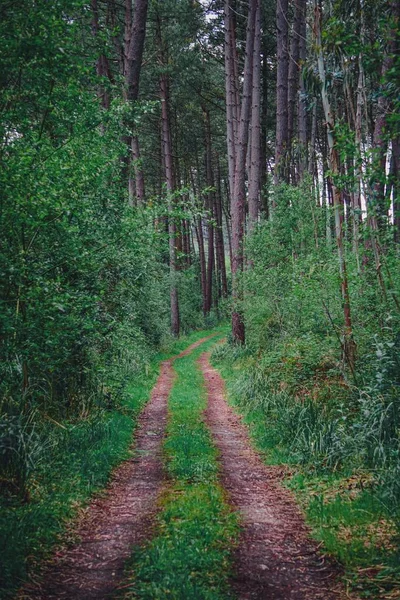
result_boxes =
[18,335,352,600]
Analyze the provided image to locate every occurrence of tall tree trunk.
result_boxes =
[195,217,207,315]
[203,108,215,314]
[91,0,112,109]
[216,155,228,297]
[261,46,269,218]
[230,0,258,344]
[370,0,398,226]
[124,0,148,203]
[190,167,207,313]
[297,0,308,179]
[393,137,400,243]
[353,48,364,272]
[274,0,289,186]
[131,135,145,204]
[310,99,318,194]
[223,179,234,269]
[224,0,238,201]
[314,1,356,372]
[160,69,180,336]
[248,0,261,233]
[287,0,304,182]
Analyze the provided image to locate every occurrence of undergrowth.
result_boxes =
[122,335,239,600]
[212,341,400,599]
[208,184,400,599]
[0,328,219,600]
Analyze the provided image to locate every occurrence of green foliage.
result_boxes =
[0,0,211,509]
[212,182,400,597]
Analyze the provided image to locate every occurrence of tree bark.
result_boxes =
[230,0,258,344]
[274,0,289,186]
[287,0,304,182]
[315,0,356,372]
[370,0,398,226]
[131,135,145,204]
[393,137,400,242]
[190,167,207,313]
[297,0,308,179]
[224,0,238,201]
[216,155,228,297]
[91,0,112,110]
[203,108,215,314]
[124,0,148,203]
[160,68,180,336]
[248,0,261,233]
[261,34,269,218]
[353,48,364,271]
[195,217,207,315]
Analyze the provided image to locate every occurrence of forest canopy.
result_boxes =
[1,0,399,597]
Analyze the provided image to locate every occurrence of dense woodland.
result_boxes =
[1,0,400,597]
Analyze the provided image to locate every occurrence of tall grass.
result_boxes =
[212,340,400,597]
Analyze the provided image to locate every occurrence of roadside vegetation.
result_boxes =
[122,335,239,600]
[212,186,400,600]
[0,329,219,599]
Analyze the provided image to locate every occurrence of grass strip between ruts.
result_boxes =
[0,328,221,600]
[121,335,239,600]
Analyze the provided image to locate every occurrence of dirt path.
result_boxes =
[19,336,215,600]
[199,352,347,600]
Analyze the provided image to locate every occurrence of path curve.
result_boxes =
[199,352,347,600]
[19,336,215,600]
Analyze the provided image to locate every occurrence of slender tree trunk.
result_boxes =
[203,108,215,314]
[190,167,207,312]
[287,0,304,182]
[91,0,112,109]
[393,137,400,243]
[230,0,258,344]
[124,0,148,202]
[274,0,289,186]
[261,47,269,218]
[216,155,228,297]
[160,70,180,336]
[195,217,207,315]
[223,181,234,269]
[370,0,398,226]
[131,136,145,204]
[297,0,308,179]
[248,0,261,234]
[224,0,238,200]
[353,49,364,271]
[310,100,318,187]
[315,1,356,372]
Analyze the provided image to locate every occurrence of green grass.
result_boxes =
[212,343,400,600]
[0,328,222,600]
[122,335,239,600]
[288,473,400,598]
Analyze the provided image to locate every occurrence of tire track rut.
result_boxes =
[200,352,349,600]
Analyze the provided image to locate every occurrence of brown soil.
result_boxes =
[19,336,215,600]
[199,352,349,600]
